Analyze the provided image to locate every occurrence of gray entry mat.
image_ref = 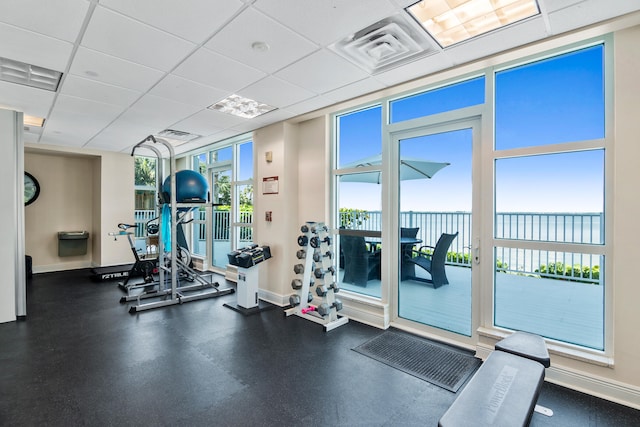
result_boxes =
[353,331,481,392]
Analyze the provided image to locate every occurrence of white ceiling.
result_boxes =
[1,0,639,154]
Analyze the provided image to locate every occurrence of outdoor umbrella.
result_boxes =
[340,154,449,184]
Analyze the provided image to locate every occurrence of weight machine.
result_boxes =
[122,135,234,313]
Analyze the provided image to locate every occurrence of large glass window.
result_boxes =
[390,76,485,124]
[134,156,157,239]
[495,45,605,150]
[493,44,607,350]
[189,138,253,270]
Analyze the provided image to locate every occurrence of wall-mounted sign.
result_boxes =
[262,176,279,195]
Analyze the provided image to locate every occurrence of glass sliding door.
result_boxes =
[210,165,232,269]
[397,124,476,336]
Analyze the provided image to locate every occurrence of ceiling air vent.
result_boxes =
[156,129,201,146]
[330,13,436,74]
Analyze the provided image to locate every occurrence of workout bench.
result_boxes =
[438,332,551,427]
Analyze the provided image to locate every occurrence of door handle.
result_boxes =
[473,238,480,265]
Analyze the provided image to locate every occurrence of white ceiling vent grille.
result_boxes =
[156,129,201,146]
[330,13,436,74]
[0,57,62,91]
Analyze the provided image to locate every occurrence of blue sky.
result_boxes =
[338,44,605,213]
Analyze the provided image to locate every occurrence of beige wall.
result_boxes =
[24,148,134,272]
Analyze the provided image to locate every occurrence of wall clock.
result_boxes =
[24,172,40,206]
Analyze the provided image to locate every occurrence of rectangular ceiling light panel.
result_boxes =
[407,0,540,47]
[208,94,276,119]
[0,57,62,91]
[156,129,202,146]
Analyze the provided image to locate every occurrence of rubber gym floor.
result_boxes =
[1,269,639,426]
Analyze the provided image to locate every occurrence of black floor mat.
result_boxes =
[353,330,481,392]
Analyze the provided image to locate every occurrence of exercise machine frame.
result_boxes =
[124,135,234,313]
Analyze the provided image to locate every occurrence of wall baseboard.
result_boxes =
[33,262,92,274]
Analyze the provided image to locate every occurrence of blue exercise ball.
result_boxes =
[162,170,208,203]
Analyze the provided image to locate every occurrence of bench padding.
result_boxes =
[438,350,545,427]
[495,331,550,368]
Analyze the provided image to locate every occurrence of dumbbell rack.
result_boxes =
[285,222,348,331]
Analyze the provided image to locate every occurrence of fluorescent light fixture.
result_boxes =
[0,56,62,91]
[24,115,45,127]
[208,94,276,119]
[406,0,540,48]
[156,129,201,146]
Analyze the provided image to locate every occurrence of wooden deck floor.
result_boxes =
[340,266,604,350]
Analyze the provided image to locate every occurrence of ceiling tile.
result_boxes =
[69,47,165,91]
[548,0,640,34]
[322,77,387,103]
[374,52,455,87]
[121,94,203,130]
[284,95,337,116]
[0,81,56,118]
[173,48,266,92]
[275,49,370,94]
[170,109,245,136]
[100,0,246,43]
[0,0,89,43]
[85,120,155,151]
[81,6,196,71]
[150,75,229,108]
[42,94,126,146]
[205,8,319,73]
[0,22,73,71]
[61,75,141,107]
[255,0,398,46]
[238,76,316,108]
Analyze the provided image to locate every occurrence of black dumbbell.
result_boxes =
[314,266,336,279]
[315,284,327,297]
[296,249,306,259]
[297,235,308,247]
[317,299,343,316]
[309,236,331,248]
[301,224,309,233]
[313,250,333,262]
[329,282,340,293]
[291,279,302,290]
[294,264,304,274]
[289,294,301,307]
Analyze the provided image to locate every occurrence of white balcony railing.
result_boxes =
[134,209,602,283]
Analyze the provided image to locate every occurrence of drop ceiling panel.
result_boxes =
[42,95,126,146]
[0,0,90,43]
[255,0,398,46]
[100,0,245,43]
[61,75,141,107]
[205,8,319,74]
[0,22,73,72]
[238,76,316,108]
[173,48,266,92]
[547,0,640,34]
[121,94,203,130]
[374,52,455,87]
[69,47,165,91]
[170,109,245,136]
[150,75,229,108]
[284,95,336,116]
[86,120,156,151]
[81,6,196,72]
[0,81,56,118]
[322,77,387,104]
[275,49,370,94]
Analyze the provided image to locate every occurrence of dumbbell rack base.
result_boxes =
[284,307,349,332]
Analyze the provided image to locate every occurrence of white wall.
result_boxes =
[0,109,21,323]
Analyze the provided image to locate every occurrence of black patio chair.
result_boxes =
[341,235,381,287]
[405,232,458,288]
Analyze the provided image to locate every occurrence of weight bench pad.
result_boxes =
[438,350,545,427]
[495,331,550,368]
